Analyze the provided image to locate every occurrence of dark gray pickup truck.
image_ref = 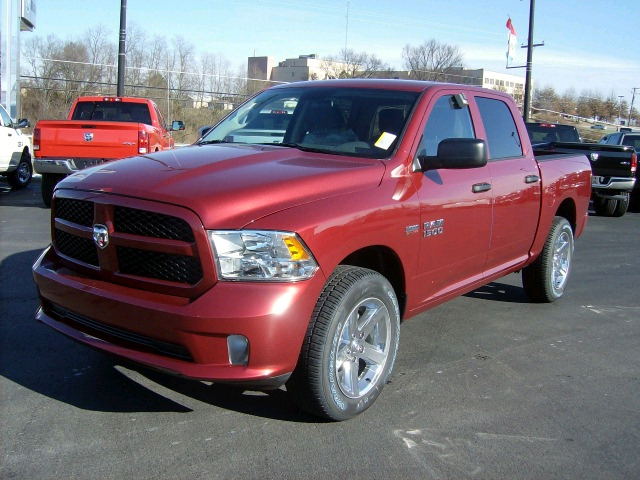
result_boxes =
[598,132,640,210]
[534,141,637,217]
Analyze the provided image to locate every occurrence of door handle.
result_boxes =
[525,175,540,184]
[472,183,492,193]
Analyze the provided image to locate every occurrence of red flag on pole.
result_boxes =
[506,18,517,67]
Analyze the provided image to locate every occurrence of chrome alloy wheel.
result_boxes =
[16,161,31,184]
[334,297,392,399]
[551,229,572,294]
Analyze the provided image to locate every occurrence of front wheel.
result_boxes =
[287,266,400,421]
[522,217,574,302]
[7,151,32,189]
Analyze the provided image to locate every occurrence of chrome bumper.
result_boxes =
[34,158,109,175]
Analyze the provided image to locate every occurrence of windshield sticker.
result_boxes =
[375,132,397,150]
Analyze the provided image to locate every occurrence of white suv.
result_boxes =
[0,104,32,189]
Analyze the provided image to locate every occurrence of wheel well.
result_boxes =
[340,246,407,320]
[556,198,577,232]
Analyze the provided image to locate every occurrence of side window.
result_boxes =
[475,97,523,160]
[0,105,13,127]
[417,95,475,157]
[154,105,165,127]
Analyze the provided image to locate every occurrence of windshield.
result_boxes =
[199,86,420,159]
[71,101,152,125]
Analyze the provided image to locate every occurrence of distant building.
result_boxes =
[188,94,234,111]
[457,68,528,98]
[247,55,528,105]
[248,54,346,83]
[247,56,277,81]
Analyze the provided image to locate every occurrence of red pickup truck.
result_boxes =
[33,96,185,206]
[32,80,591,421]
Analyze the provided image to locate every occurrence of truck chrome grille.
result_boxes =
[52,196,206,290]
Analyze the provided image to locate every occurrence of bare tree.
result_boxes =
[402,39,464,81]
[82,25,115,92]
[123,23,147,92]
[171,35,196,105]
[322,48,389,78]
[533,86,559,112]
[557,89,577,118]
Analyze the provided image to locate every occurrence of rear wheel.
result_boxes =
[287,266,400,421]
[593,194,628,217]
[612,194,629,217]
[522,217,574,302]
[7,151,32,189]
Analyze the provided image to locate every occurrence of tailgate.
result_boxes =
[539,142,635,178]
[36,120,140,159]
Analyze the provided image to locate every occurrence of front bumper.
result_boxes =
[33,246,326,387]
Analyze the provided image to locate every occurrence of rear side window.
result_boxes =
[476,97,523,160]
[603,133,621,145]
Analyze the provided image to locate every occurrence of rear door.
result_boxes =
[472,94,540,275]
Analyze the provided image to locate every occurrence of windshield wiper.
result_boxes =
[270,142,329,153]
[197,139,232,145]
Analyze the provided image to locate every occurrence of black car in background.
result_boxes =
[525,122,583,144]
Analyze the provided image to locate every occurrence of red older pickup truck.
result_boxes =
[32,80,591,421]
[33,96,184,206]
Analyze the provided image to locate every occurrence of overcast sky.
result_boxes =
[25,0,640,104]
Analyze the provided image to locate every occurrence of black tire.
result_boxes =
[41,173,65,207]
[7,151,32,189]
[287,266,400,421]
[522,217,574,303]
[612,194,629,217]
[593,195,628,217]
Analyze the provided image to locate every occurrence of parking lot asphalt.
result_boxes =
[1,176,639,479]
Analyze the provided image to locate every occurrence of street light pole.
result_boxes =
[116,0,127,97]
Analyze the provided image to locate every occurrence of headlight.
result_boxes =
[208,230,318,281]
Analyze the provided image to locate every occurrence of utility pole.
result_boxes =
[618,95,624,130]
[522,0,536,122]
[116,0,127,97]
[628,87,638,127]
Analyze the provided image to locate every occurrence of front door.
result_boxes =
[412,93,492,307]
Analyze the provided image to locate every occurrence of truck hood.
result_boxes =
[57,144,385,228]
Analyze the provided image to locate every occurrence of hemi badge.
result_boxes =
[405,225,419,235]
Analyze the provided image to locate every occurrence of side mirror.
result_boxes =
[16,118,30,128]
[170,120,185,131]
[418,138,488,171]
